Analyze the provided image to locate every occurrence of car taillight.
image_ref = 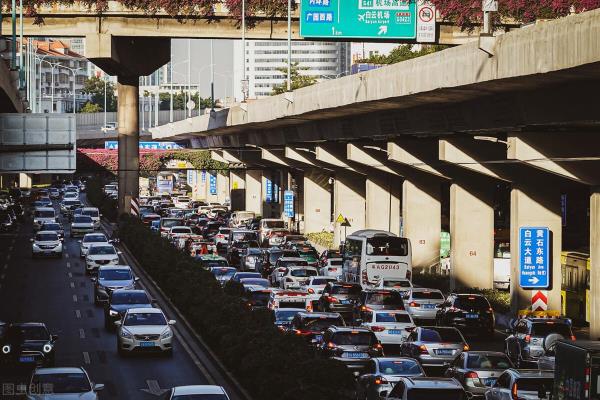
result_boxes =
[525,334,531,343]
[418,345,428,354]
[409,302,418,307]
[571,335,577,341]
[371,326,385,332]
[307,288,315,294]
[328,267,338,272]
[374,376,388,385]
[306,303,313,312]
[278,267,286,272]
[463,344,470,351]
[360,305,371,312]
[465,371,479,379]
[511,383,518,400]
[585,367,591,398]
[327,341,336,349]
[326,296,339,303]
[373,343,383,350]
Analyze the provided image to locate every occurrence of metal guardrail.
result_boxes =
[76,109,200,127]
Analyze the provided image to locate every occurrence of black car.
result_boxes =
[260,248,301,278]
[290,312,345,343]
[0,323,58,368]
[242,287,272,311]
[228,240,260,266]
[319,249,342,267]
[202,221,224,240]
[0,211,15,232]
[354,289,406,322]
[318,282,362,322]
[104,289,154,330]
[435,294,495,337]
[316,326,383,374]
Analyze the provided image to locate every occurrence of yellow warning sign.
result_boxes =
[232,181,239,190]
[335,214,345,223]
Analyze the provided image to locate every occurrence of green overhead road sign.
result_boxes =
[300,0,417,40]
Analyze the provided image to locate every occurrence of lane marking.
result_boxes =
[65,254,69,259]
[72,294,78,303]
[82,352,91,364]
[6,255,10,261]
[70,282,75,288]
[0,274,4,280]
[66,262,71,269]
[75,310,81,319]
[68,272,73,278]
[79,328,85,339]
[8,246,12,251]
[2,264,7,270]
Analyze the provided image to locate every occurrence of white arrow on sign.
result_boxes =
[378,25,388,35]
[140,380,169,397]
[528,276,540,285]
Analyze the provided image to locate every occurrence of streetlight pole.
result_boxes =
[187,39,191,117]
[210,39,215,111]
[287,0,291,92]
[11,0,16,70]
[104,75,107,126]
[19,0,23,88]
[241,0,246,101]
[169,61,173,122]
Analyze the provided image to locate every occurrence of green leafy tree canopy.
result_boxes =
[357,44,447,65]
[79,102,103,113]
[271,62,317,95]
[82,76,117,112]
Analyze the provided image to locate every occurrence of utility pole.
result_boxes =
[19,0,23,88]
[241,0,247,102]
[210,39,215,111]
[187,39,191,117]
[287,0,291,92]
[11,0,16,70]
[103,75,107,127]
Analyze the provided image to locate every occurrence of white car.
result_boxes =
[173,196,191,209]
[258,218,286,244]
[63,191,79,201]
[305,276,338,304]
[404,288,446,321]
[79,233,110,258]
[33,207,57,231]
[229,211,256,228]
[167,226,192,241]
[116,308,175,356]
[70,215,95,237]
[360,310,416,345]
[165,386,230,400]
[27,367,104,400]
[269,257,309,286]
[319,258,343,279]
[85,244,120,274]
[378,278,413,296]
[81,207,101,229]
[214,227,231,249]
[31,231,63,258]
[280,266,319,289]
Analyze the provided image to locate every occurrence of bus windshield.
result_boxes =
[366,237,409,256]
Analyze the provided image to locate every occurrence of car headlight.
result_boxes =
[120,328,133,338]
[32,243,40,249]
[161,329,172,339]
[2,345,10,354]
[43,344,53,353]
[109,310,119,317]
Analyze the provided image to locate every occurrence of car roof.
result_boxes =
[279,257,306,262]
[111,289,146,295]
[402,377,462,389]
[348,229,397,238]
[36,230,58,235]
[275,308,305,313]
[98,265,131,271]
[83,233,106,238]
[507,369,554,378]
[464,351,508,357]
[34,207,54,211]
[172,386,225,395]
[128,307,162,314]
[298,311,341,318]
[11,322,47,328]
[411,287,443,292]
[329,326,371,333]
[33,367,86,375]
[374,357,419,364]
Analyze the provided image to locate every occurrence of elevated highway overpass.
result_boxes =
[151,9,600,334]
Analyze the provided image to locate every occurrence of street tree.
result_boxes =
[271,62,317,95]
[82,76,117,112]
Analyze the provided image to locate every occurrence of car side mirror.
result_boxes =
[310,339,319,344]
[29,238,34,242]
[91,277,97,283]
[114,321,122,327]
[168,320,176,325]
[51,335,58,342]
[77,240,82,243]
[134,277,140,282]
[93,383,105,392]
[151,299,158,306]
[99,214,103,217]
[117,251,123,255]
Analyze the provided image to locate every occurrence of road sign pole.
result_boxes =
[287,0,292,92]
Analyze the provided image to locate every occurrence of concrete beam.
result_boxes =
[210,151,229,164]
[439,138,508,181]
[347,144,399,176]
[388,141,448,178]
[315,145,364,175]
[261,149,290,167]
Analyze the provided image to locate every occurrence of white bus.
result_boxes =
[341,230,412,288]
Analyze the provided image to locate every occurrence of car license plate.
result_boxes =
[483,378,497,386]
[19,355,35,363]
[340,300,350,304]
[466,313,479,319]
[344,352,368,359]
[422,304,435,309]
[436,349,453,355]
[388,329,402,335]
[140,341,155,347]
[314,335,323,342]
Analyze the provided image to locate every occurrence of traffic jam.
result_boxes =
[0,181,597,400]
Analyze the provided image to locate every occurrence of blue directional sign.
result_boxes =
[201,171,206,183]
[209,174,217,195]
[519,227,550,289]
[104,141,184,150]
[300,0,417,40]
[284,190,295,218]
[265,178,273,203]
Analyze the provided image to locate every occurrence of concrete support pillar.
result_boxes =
[229,169,246,211]
[19,173,32,188]
[510,184,562,313]
[333,171,366,246]
[450,181,495,290]
[117,75,139,215]
[366,174,401,234]
[246,170,262,215]
[590,188,600,339]
[403,177,441,270]
[303,170,332,234]
[216,173,229,205]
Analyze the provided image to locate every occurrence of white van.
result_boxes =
[33,207,57,231]
[81,207,101,229]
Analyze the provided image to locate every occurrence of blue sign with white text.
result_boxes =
[265,179,273,203]
[209,174,217,195]
[519,227,550,289]
[284,191,294,218]
[105,141,184,150]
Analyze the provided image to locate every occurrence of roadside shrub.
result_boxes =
[305,231,334,250]
[119,216,355,400]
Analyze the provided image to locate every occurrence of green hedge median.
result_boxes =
[119,216,355,400]
[86,179,118,222]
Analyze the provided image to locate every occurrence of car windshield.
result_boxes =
[366,236,409,256]
[204,260,229,269]
[466,354,513,370]
[171,228,191,233]
[111,292,149,305]
[83,234,107,243]
[172,395,228,400]
[311,278,335,286]
[249,291,270,306]
[83,210,99,217]
[99,269,132,281]
[290,269,318,277]
[515,378,554,392]
[375,313,412,323]
[333,331,375,345]
[420,328,464,343]
[211,268,236,278]
[162,219,183,228]
[281,260,308,268]
[235,273,260,280]
[241,279,269,288]
[41,224,60,230]
[366,291,404,306]
[105,185,117,191]
[275,310,301,322]
[31,373,91,394]
[455,296,491,310]
[378,360,422,375]
[406,389,466,400]
[329,259,343,266]
[303,316,345,331]
[265,220,285,229]
[89,246,116,255]
[64,201,80,206]
[383,280,411,288]
[330,285,361,295]
[9,325,49,341]
[74,216,93,223]
[124,312,167,326]
[412,291,444,300]
[298,250,318,258]
[531,323,572,337]
[232,232,257,242]
[36,233,58,241]
[35,210,54,218]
